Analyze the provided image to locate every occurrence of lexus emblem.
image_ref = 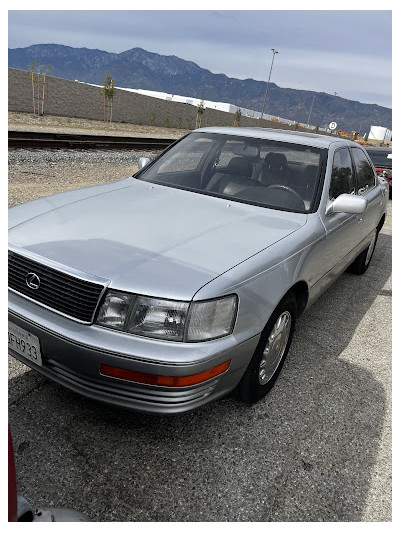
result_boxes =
[26,272,41,290]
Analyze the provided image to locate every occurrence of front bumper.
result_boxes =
[8,291,259,414]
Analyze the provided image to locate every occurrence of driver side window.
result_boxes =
[329,148,355,200]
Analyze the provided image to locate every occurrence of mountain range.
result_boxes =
[8,44,392,134]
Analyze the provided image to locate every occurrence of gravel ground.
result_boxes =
[8,149,157,208]
[8,147,392,522]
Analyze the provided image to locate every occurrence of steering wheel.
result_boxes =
[264,184,305,210]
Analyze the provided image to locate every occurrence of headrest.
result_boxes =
[231,144,259,158]
[264,152,288,170]
[227,157,252,177]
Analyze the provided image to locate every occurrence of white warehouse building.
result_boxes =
[368,126,392,142]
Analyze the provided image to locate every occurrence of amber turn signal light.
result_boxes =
[100,360,231,387]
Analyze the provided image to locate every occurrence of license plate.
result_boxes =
[8,322,42,366]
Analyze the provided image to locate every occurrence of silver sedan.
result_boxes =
[8,128,388,414]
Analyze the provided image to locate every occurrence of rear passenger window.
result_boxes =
[329,148,355,200]
[351,148,376,193]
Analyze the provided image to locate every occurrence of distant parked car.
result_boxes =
[8,128,388,415]
[366,147,392,198]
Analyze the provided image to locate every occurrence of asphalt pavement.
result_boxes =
[8,202,392,522]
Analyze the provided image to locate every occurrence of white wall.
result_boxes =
[119,87,301,126]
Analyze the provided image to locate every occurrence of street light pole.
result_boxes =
[326,91,338,128]
[261,48,278,120]
[307,95,316,129]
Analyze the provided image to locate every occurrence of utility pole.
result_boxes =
[261,48,279,120]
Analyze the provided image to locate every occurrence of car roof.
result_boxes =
[365,146,392,153]
[194,126,353,150]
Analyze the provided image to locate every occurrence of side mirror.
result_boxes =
[326,194,367,216]
[138,157,151,170]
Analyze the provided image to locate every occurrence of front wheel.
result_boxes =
[238,293,297,404]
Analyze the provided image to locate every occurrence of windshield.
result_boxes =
[366,150,392,169]
[137,132,326,213]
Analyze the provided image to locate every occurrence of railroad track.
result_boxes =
[8,130,176,151]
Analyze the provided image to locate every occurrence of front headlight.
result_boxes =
[126,296,188,340]
[95,291,237,342]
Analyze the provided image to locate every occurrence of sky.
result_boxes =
[7,7,392,108]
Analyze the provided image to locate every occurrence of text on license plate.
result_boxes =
[8,322,42,366]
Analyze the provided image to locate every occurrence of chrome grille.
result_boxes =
[8,251,105,322]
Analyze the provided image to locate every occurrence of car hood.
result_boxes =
[9,179,307,300]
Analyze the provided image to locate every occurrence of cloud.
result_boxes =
[8,10,392,108]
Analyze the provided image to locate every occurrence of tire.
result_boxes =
[238,293,297,404]
[346,229,378,275]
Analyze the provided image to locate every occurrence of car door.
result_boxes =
[310,146,360,294]
[350,147,383,240]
